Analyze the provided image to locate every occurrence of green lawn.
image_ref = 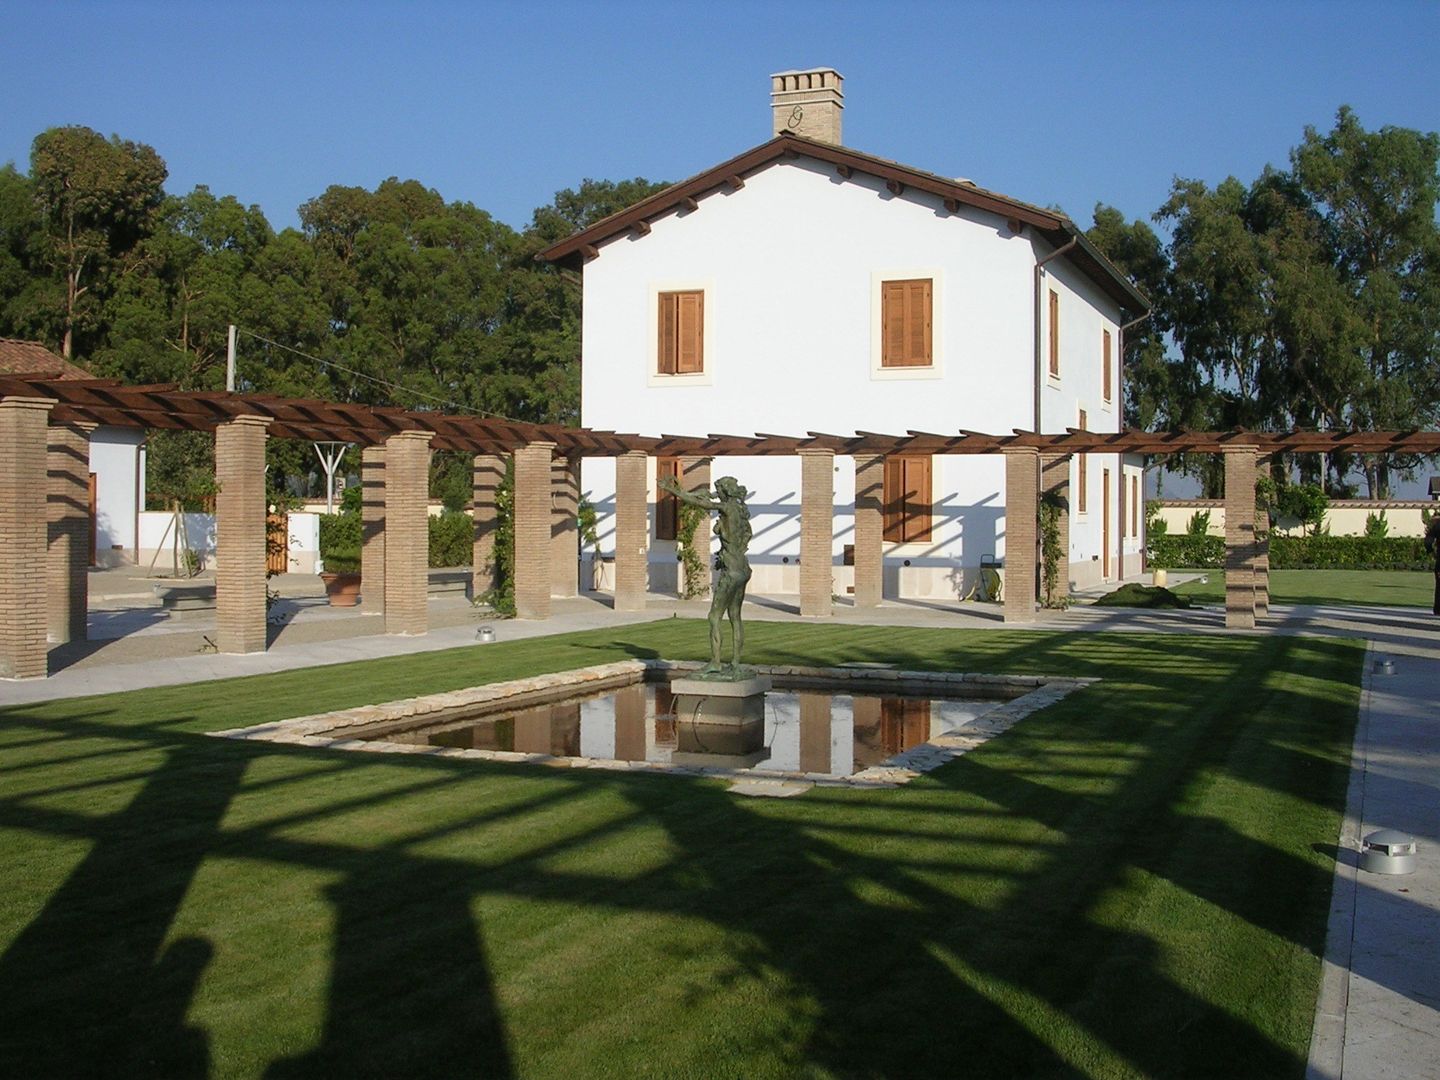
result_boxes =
[1171,567,1435,608]
[0,622,1360,1078]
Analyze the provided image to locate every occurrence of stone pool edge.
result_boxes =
[210,660,1097,793]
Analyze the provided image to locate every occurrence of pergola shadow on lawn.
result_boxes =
[0,623,1372,1077]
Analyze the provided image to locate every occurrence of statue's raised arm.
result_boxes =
[658,475,720,511]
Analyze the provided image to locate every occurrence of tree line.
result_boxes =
[1,107,1436,501]
[1088,106,1440,497]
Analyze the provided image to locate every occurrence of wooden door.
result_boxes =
[266,513,289,574]
[87,472,98,566]
[1102,470,1112,579]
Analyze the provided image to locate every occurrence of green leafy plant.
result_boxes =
[477,459,516,616]
[1363,510,1389,538]
[1277,483,1329,536]
[1038,491,1069,608]
[1145,500,1168,537]
[675,499,709,600]
[1186,509,1212,536]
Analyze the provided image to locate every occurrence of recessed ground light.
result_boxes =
[476,625,496,644]
[1374,657,1396,675]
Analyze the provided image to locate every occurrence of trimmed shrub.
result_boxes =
[1269,535,1429,570]
[1094,583,1193,609]
[428,511,473,568]
[319,512,361,572]
[1148,535,1224,569]
[1148,533,1430,571]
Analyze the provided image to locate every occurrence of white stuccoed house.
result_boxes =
[540,69,1150,602]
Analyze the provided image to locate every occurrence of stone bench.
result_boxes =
[153,583,217,611]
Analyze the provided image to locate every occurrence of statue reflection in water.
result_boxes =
[658,474,753,677]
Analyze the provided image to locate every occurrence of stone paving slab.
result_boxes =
[1308,641,1440,1080]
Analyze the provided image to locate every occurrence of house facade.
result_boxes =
[0,339,146,566]
[542,70,1148,601]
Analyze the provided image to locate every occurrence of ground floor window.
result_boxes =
[883,455,932,543]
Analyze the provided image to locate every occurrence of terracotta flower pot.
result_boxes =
[320,572,362,607]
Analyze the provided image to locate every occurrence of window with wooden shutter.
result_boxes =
[1048,289,1060,377]
[655,457,680,540]
[658,291,704,375]
[880,278,933,368]
[1102,328,1113,403]
[1077,409,1088,514]
[1130,475,1139,536]
[882,455,932,543]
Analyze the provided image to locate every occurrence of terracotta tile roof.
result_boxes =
[0,338,94,380]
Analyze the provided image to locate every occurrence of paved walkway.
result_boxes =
[3,569,1438,1076]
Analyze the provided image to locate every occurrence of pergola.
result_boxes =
[3,374,1437,679]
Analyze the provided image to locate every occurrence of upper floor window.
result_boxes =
[1048,289,1061,378]
[1102,328,1113,404]
[881,278,933,368]
[658,290,704,375]
[883,455,932,543]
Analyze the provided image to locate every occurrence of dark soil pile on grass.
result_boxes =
[1094,582,1194,608]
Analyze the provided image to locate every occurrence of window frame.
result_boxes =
[1047,288,1061,380]
[871,270,944,380]
[1102,328,1113,405]
[648,282,714,386]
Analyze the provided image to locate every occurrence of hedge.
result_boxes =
[1148,533,1431,571]
[1147,535,1224,569]
[317,510,475,571]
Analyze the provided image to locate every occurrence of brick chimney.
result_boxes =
[770,68,844,145]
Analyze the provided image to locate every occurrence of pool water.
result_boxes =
[371,681,1013,779]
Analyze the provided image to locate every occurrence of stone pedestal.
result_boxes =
[669,674,772,768]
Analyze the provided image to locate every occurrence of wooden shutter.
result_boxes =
[1048,289,1060,376]
[883,456,905,541]
[1131,475,1139,536]
[881,279,932,367]
[1102,329,1112,402]
[657,291,703,375]
[883,455,933,542]
[1077,410,1087,514]
[655,457,679,540]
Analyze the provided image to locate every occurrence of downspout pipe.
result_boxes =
[1033,236,1078,434]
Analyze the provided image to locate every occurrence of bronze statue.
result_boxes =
[659,474,753,676]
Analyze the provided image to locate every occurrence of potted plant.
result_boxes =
[319,553,362,607]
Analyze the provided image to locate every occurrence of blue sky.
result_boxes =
[3,0,1438,235]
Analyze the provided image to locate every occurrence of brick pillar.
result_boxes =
[614,451,649,612]
[360,446,385,612]
[1040,453,1070,605]
[679,456,712,598]
[514,441,556,619]
[1224,447,1258,629]
[215,415,270,654]
[551,455,579,598]
[1255,455,1271,618]
[1003,449,1039,623]
[383,432,434,635]
[47,421,94,644]
[471,453,503,601]
[800,449,834,617]
[0,396,56,678]
[853,454,884,608]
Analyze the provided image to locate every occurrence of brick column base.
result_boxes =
[853,455,884,608]
[800,450,834,617]
[1224,447,1258,629]
[514,442,556,619]
[383,432,434,635]
[0,397,56,677]
[614,451,649,612]
[48,422,94,644]
[1004,449,1039,623]
[361,446,386,612]
[216,416,270,654]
